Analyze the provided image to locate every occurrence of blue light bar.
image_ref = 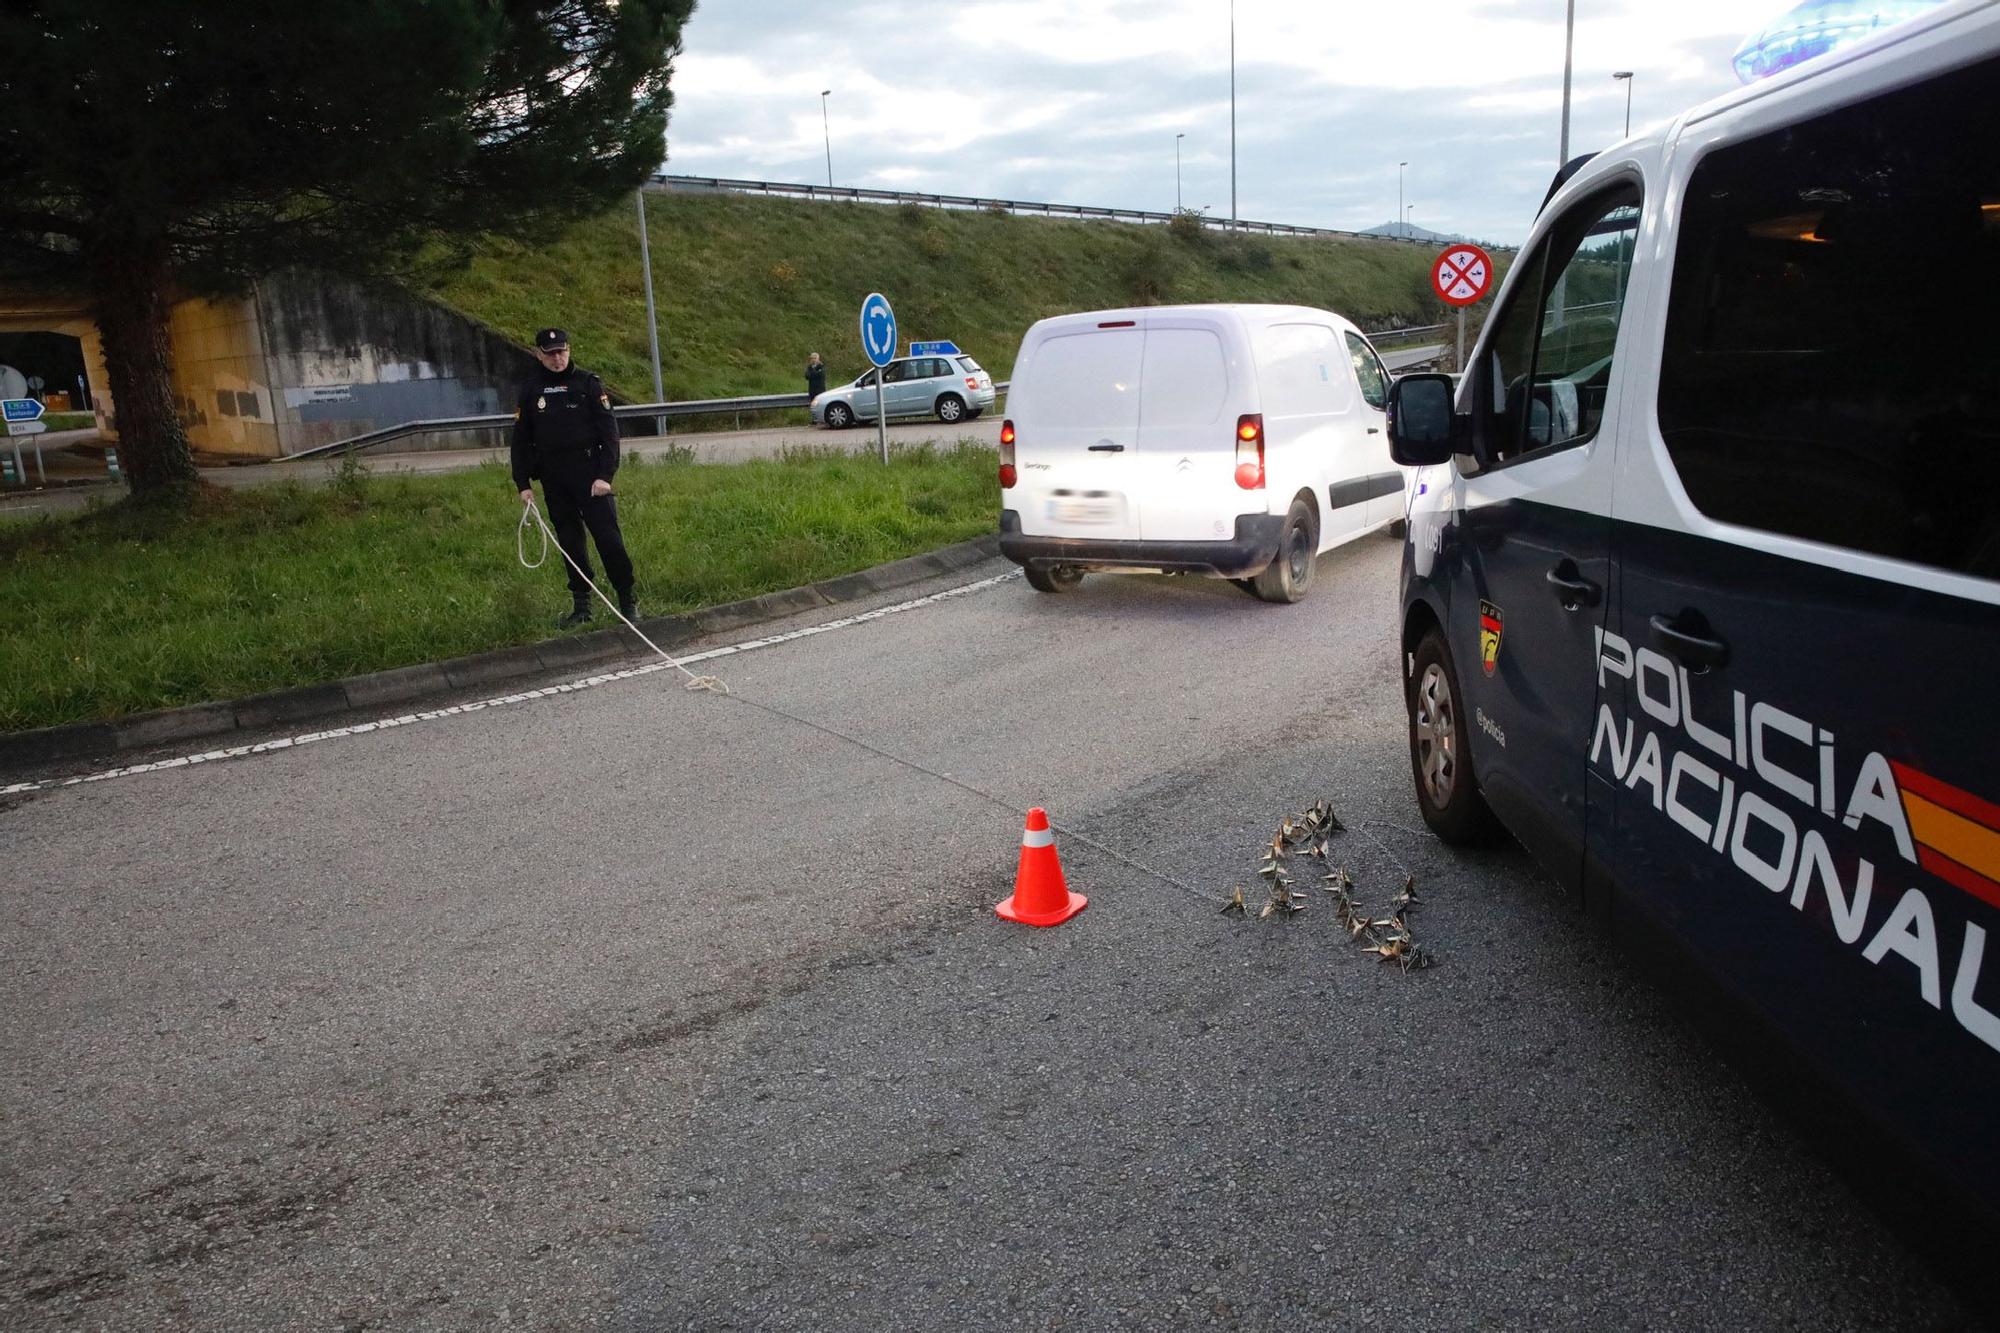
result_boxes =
[1732,0,1946,83]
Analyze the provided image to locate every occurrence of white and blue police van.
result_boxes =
[1384,0,2000,1269]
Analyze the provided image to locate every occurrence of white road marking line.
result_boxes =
[3,569,1022,796]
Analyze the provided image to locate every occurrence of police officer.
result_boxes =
[512,328,638,627]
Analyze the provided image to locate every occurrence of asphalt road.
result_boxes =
[0,536,1975,1329]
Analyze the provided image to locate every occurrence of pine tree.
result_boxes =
[0,0,697,498]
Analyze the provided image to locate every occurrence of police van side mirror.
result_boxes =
[1386,373,1461,466]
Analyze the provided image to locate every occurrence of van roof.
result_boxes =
[1547,0,1994,216]
[1024,303,1360,335]
[1614,0,1991,157]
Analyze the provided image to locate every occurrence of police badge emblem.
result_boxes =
[536,396,546,411]
[1478,600,1504,677]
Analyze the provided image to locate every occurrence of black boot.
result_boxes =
[557,597,593,629]
[617,590,639,620]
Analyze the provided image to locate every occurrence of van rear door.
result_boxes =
[1131,316,1242,543]
[1010,323,1144,538]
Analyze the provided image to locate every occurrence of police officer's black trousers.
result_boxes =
[541,471,634,600]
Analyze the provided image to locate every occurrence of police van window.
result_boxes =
[1476,186,1641,467]
[1345,332,1390,410]
[1657,55,2000,580]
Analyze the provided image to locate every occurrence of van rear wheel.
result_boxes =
[1251,498,1319,603]
[1024,564,1083,593]
[1408,628,1496,844]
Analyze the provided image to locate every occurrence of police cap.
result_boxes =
[535,328,570,351]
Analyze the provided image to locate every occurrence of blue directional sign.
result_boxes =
[909,340,961,357]
[859,292,897,368]
[2,398,44,423]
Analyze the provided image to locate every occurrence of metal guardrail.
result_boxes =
[284,385,1010,461]
[652,174,1472,246]
[288,340,1450,461]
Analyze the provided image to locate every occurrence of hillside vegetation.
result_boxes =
[419,192,1475,402]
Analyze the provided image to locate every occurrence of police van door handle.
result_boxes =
[1544,562,1600,610]
[1649,612,1730,672]
[1088,442,1124,452]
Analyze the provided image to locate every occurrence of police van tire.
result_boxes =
[1025,564,1083,593]
[824,402,854,429]
[1408,629,1496,844]
[1251,498,1319,603]
[935,394,966,424]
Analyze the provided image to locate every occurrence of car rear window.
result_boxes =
[1139,328,1229,425]
[1017,330,1142,430]
[955,356,984,374]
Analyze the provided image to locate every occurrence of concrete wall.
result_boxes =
[169,292,280,457]
[254,270,540,456]
[0,274,539,459]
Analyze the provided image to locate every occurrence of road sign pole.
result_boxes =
[1457,308,1466,373]
[876,375,888,464]
[858,292,898,465]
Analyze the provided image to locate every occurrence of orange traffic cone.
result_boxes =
[995,807,1088,927]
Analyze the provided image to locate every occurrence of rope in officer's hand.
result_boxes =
[516,500,728,694]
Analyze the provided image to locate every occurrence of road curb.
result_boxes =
[1,534,1003,774]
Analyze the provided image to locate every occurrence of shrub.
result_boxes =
[1166,208,1208,245]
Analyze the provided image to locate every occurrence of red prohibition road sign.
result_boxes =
[1432,243,1494,307]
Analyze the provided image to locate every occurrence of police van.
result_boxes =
[1384,0,2000,1250]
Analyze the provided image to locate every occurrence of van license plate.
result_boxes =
[1052,499,1116,523]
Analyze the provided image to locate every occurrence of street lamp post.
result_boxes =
[635,185,665,436]
[1559,0,1576,166]
[1613,70,1634,136]
[1176,133,1186,212]
[820,90,833,188]
[1398,160,1407,238]
[1229,0,1237,230]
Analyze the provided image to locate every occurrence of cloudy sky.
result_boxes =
[659,0,1802,244]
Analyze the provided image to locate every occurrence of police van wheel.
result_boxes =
[1251,498,1319,603]
[936,394,966,424]
[1025,564,1083,593]
[824,403,853,429]
[1408,629,1495,844]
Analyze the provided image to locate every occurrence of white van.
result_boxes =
[1386,0,2000,1258]
[996,304,1404,602]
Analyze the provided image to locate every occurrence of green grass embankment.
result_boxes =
[419,193,1465,402]
[0,444,997,731]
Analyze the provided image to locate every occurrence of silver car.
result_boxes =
[811,353,996,428]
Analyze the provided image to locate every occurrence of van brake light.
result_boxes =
[1234,414,1264,489]
[999,419,1017,488]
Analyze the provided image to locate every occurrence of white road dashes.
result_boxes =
[2,569,1021,797]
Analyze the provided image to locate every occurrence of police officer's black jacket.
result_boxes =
[510,364,620,490]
